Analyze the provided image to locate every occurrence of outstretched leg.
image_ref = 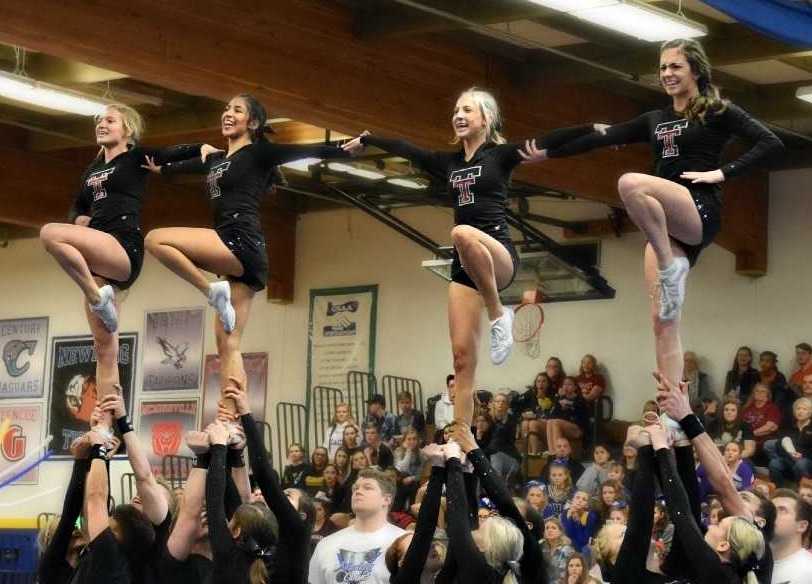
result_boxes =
[449,283,484,427]
[214,281,255,414]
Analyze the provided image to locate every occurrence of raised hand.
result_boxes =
[449,422,477,453]
[186,430,211,455]
[680,169,724,184]
[141,155,161,174]
[654,371,693,422]
[201,144,224,162]
[593,123,611,135]
[99,387,127,420]
[518,138,547,164]
[341,130,369,156]
[206,420,229,446]
[443,440,463,461]
[222,376,250,416]
[228,423,246,450]
[422,442,445,467]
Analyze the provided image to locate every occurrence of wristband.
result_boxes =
[679,414,705,441]
[90,444,108,460]
[116,416,134,436]
[227,448,246,468]
[194,452,211,469]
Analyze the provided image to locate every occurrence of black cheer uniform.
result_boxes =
[161,141,349,291]
[546,104,784,265]
[69,145,201,289]
[361,126,592,291]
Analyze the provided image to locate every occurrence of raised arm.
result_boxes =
[100,391,168,526]
[544,113,651,158]
[357,133,450,178]
[166,431,209,562]
[719,104,785,179]
[85,435,111,541]
[204,423,238,562]
[253,141,350,167]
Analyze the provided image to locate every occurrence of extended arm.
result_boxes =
[719,105,784,179]
[360,134,449,178]
[545,113,651,158]
[253,141,350,167]
[205,444,236,560]
[141,144,204,165]
[445,458,493,579]
[167,466,206,561]
[85,455,110,542]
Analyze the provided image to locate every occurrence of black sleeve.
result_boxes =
[500,124,596,168]
[468,448,545,583]
[67,176,92,223]
[614,446,656,582]
[378,445,394,469]
[546,113,651,158]
[361,135,450,179]
[719,104,785,179]
[252,141,350,167]
[141,144,203,165]
[393,467,445,584]
[205,445,238,562]
[444,458,497,581]
[160,156,208,176]
[224,469,242,520]
[39,459,90,584]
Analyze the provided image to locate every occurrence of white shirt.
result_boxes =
[308,522,405,584]
[772,548,812,584]
[434,392,454,430]
[322,421,349,460]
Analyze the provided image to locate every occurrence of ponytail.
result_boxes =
[660,39,728,124]
[249,558,268,584]
[232,93,285,190]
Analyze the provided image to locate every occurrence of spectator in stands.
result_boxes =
[770,489,812,583]
[543,436,586,484]
[546,356,566,393]
[561,490,599,553]
[766,397,812,486]
[802,373,812,399]
[565,553,600,584]
[308,468,405,584]
[320,464,346,511]
[539,377,589,456]
[341,423,362,455]
[652,500,674,566]
[543,463,575,520]
[281,442,311,489]
[526,481,548,515]
[707,399,756,459]
[607,461,630,495]
[518,372,555,455]
[432,374,456,430]
[620,444,637,493]
[363,423,394,469]
[697,441,754,500]
[322,402,354,459]
[608,504,628,526]
[304,446,329,494]
[484,391,522,483]
[790,342,812,394]
[683,350,718,412]
[576,443,612,496]
[333,447,351,483]
[337,450,372,513]
[310,493,339,552]
[742,383,783,454]
[392,428,425,511]
[576,354,606,403]
[365,394,397,443]
[393,390,425,440]
[474,412,494,449]
[724,346,760,402]
[542,517,576,584]
[594,480,625,527]
[758,350,793,422]
[799,479,812,506]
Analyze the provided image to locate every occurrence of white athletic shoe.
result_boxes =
[660,413,691,447]
[90,285,118,333]
[208,281,236,333]
[489,307,514,366]
[658,257,690,321]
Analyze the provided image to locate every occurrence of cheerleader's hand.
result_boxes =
[680,169,724,184]
[201,144,224,162]
[518,139,547,164]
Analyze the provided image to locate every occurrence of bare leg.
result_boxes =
[449,283,484,426]
[617,173,702,270]
[144,227,244,295]
[529,419,546,454]
[547,419,582,449]
[83,283,120,431]
[40,223,130,303]
[215,281,255,414]
[451,225,514,321]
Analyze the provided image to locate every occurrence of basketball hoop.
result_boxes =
[513,289,544,358]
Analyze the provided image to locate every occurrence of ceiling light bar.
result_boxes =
[528,0,707,42]
[328,162,386,180]
[796,86,812,104]
[282,157,322,172]
[387,178,427,189]
[0,70,109,116]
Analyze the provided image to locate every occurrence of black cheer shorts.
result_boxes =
[670,186,722,267]
[450,223,520,292]
[92,214,144,290]
[215,222,268,292]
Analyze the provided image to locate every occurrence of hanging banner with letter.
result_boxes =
[307,285,377,393]
[0,317,49,399]
[137,399,199,477]
[0,404,43,484]
[142,308,205,391]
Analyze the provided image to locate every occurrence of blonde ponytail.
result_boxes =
[249,558,268,584]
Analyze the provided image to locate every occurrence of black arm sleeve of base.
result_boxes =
[160,156,208,176]
[253,141,350,167]
[393,467,446,584]
[614,445,656,581]
[205,445,238,563]
[501,125,596,168]
[654,448,729,584]
[39,458,90,584]
[224,470,242,520]
[546,113,651,158]
[719,104,784,178]
[141,144,203,165]
[361,135,451,179]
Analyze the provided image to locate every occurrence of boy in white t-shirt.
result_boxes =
[770,489,812,584]
[309,467,405,584]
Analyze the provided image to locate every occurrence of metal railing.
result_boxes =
[381,375,424,413]
[161,455,194,490]
[310,386,344,448]
[347,370,376,423]
[120,472,137,505]
[275,402,307,468]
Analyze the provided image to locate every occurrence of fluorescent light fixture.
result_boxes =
[0,70,108,116]
[328,162,386,180]
[387,178,427,189]
[528,0,707,42]
[796,86,812,104]
[282,157,322,172]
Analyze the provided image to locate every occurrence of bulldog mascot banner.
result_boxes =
[137,399,199,478]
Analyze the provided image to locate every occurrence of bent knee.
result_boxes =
[452,346,475,372]
[144,229,171,252]
[39,223,64,245]
[617,172,648,198]
[450,225,478,248]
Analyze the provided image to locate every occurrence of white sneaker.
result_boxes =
[90,285,118,333]
[660,413,691,446]
[489,307,514,366]
[658,257,689,321]
[208,281,236,333]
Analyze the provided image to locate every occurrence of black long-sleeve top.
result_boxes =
[469,448,545,584]
[361,126,592,236]
[39,459,90,584]
[546,104,784,189]
[548,394,590,433]
[241,412,311,584]
[485,412,521,461]
[68,145,200,229]
[391,466,445,584]
[160,141,349,232]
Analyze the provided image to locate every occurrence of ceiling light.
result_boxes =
[282,157,322,172]
[796,86,812,104]
[328,162,386,180]
[0,70,108,116]
[387,178,427,189]
[528,0,707,42]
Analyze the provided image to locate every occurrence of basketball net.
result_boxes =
[513,289,544,358]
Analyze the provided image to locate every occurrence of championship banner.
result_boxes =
[307,285,377,391]
[0,404,43,484]
[47,334,137,458]
[137,399,198,478]
[142,308,205,391]
[201,352,268,426]
[0,317,49,399]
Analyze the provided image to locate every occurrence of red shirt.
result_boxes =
[741,402,782,444]
[576,373,606,402]
[790,362,812,389]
